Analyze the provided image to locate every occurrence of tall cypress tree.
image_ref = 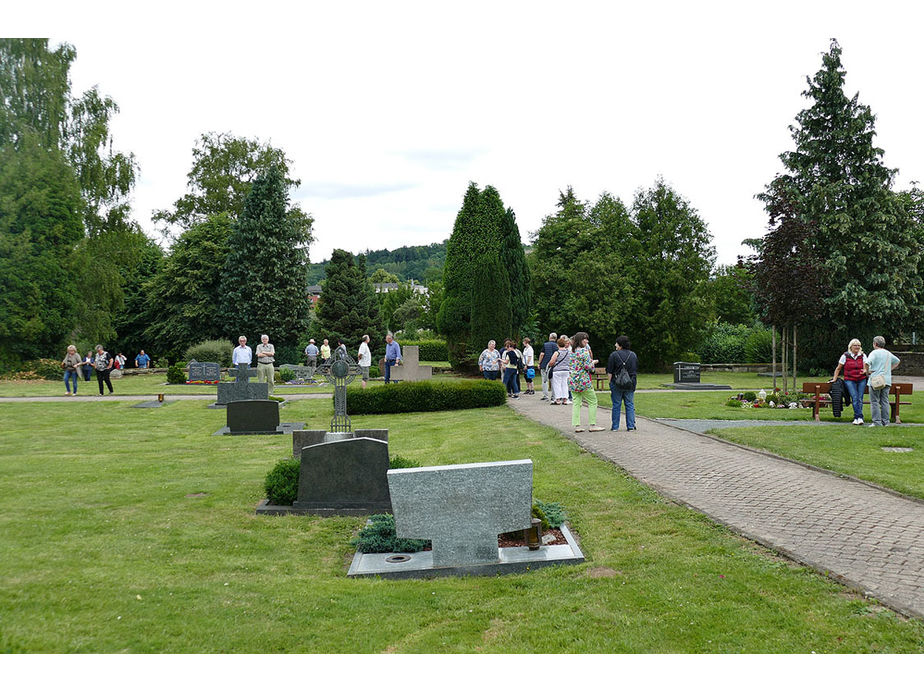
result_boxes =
[316,249,383,348]
[219,167,311,347]
[757,40,923,354]
[498,206,531,337]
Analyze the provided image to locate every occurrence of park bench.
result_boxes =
[594,367,609,390]
[800,381,914,423]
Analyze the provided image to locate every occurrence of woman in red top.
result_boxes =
[831,338,867,425]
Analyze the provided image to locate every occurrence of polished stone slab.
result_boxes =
[216,381,269,405]
[292,428,388,458]
[294,437,392,513]
[388,460,532,567]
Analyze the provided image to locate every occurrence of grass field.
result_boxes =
[1,397,922,652]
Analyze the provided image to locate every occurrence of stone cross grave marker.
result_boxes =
[232,365,259,383]
[389,345,432,382]
[387,460,533,567]
[317,351,361,432]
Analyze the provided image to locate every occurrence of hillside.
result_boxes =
[307,240,448,284]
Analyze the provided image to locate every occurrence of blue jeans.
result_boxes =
[610,385,635,430]
[503,368,520,394]
[870,385,890,426]
[385,359,396,383]
[843,378,867,419]
[63,370,78,394]
[483,370,500,380]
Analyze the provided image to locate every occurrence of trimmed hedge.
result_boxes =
[345,379,506,414]
[184,339,232,367]
[401,339,448,362]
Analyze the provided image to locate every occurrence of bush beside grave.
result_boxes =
[401,340,448,362]
[184,339,232,367]
[350,514,431,554]
[166,365,186,384]
[346,379,506,414]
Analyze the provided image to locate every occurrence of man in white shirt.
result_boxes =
[522,337,535,395]
[357,334,372,389]
[232,336,253,382]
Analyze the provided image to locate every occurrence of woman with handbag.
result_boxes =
[606,335,638,431]
[521,337,535,394]
[546,335,572,405]
[569,332,603,432]
[864,336,900,427]
[830,338,867,425]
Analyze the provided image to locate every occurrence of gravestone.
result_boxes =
[216,365,268,406]
[673,361,701,384]
[292,428,388,458]
[388,460,532,567]
[226,399,280,435]
[187,360,221,383]
[388,345,432,383]
[317,351,361,432]
[293,437,391,513]
[279,363,316,382]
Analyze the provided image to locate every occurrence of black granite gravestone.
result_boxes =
[294,437,391,513]
[187,361,221,383]
[227,399,280,435]
[673,361,701,384]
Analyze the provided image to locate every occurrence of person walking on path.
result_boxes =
[537,332,558,400]
[357,335,372,389]
[865,335,900,427]
[93,344,114,396]
[522,337,536,394]
[500,339,522,399]
[384,333,402,384]
[478,340,502,381]
[831,338,867,424]
[607,335,638,431]
[546,335,572,405]
[61,345,81,396]
[568,332,603,432]
[255,334,276,395]
[81,351,94,382]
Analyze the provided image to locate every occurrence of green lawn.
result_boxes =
[1,398,922,652]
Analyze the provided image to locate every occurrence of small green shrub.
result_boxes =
[725,398,744,408]
[534,500,566,529]
[389,455,420,469]
[166,365,186,384]
[184,340,232,367]
[279,368,295,382]
[741,391,757,402]
[346,379,505,414]
[17,359,64,380]
[264,458,300,505]
[351,514,430,554]
[402,340,448,362]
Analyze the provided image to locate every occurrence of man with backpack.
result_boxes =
[606,335,638,431]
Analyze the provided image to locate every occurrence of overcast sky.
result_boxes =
[10,1,924,266]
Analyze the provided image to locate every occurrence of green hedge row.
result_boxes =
[346,379,505,414]
[401,340,448,362]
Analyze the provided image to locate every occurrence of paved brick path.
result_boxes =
[509,395,924,619]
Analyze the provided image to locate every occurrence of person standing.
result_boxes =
[81,351,94,382]
[93,344,114,396]
[116,352,127,370]
[320,338,331,363]
[304,339,319,368]
[569,332,602,432]
[333,337,348,360]
[61,345,82,396]
[537,332,558,401]
[831,338,867,425]
[255,334,276,395]
[478,340,502,380]
[522,337,535,394]
[232,335,253,376]
[500,339,522,399]
[607,335,639,431]
[357,334,372,389]
[135,350,151,369]
[546,335,572,405]
[864,335,900,427]
[384,333,402,384]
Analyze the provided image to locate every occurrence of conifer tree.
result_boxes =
[219,168,311,347]
[316,250,384,348]
[499,207,531,337]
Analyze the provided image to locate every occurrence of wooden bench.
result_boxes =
[594,367,609,390]
[801,381,914,423]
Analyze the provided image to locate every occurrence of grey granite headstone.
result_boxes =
[294,437,391,512]
[387,460,533,567]
[292,428,388,458]
[227,399,280,435]
[389,345,432,382]
[216,381,269,405]
[187,360,221,382]
[231,365,259,383]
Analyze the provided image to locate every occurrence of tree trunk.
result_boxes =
[782,325,789,395]
[792,323,798,392]
[772,325,777,393]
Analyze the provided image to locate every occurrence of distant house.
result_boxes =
[373,281,428,296]
[307,284,322,307]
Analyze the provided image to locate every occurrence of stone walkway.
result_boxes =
[508,394,924,619]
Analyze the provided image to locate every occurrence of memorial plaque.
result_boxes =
[227,399,280,435]
[187,360,221,383]
[673,361,701,384]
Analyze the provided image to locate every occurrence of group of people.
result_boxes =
[303,333,403,387]
[479,332,639,433]
[61,346,153,395]
[829,336,901,427]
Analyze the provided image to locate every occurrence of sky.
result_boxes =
[8,1,924,267]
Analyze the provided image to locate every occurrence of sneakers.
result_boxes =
[855,418,863,425]
[588,426,605,432]
[574,427,585,433]
[541,396,548,401]
[513,394,519,399]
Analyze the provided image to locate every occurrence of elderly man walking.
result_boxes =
[865,335,900,427]
[537,332,558,401]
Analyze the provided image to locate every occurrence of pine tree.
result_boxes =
[316,250,384,348]
[219,168,311,347]
[757,40,923,354]
[499,207,531,337]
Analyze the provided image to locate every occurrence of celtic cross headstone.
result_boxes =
[232,365,259,383]
[318,351,361,432]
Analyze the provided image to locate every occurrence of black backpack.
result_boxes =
[612,352,633,389]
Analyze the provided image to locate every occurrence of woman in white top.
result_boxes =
[521,337,535,394]
[546,335,572,405]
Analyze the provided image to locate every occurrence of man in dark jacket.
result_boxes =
[537,332,558,401]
